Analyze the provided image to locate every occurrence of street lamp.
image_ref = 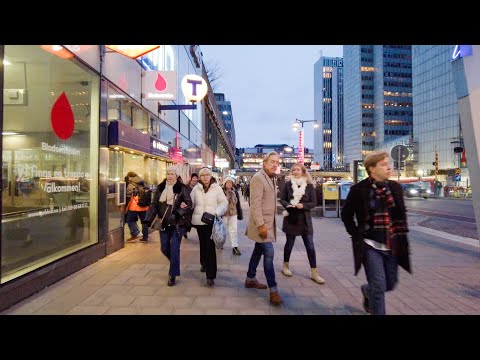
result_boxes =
[292,118,320,165]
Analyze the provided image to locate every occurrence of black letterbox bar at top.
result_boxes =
[158,104,197,111]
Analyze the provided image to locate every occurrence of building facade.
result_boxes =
[214,93,236,152]
[313,54,343,171]
[412,45,469,188]
[343,45,413,169]
[240,144,314,172]
[0,45,231,311]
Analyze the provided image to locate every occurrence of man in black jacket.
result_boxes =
[341,150,411,315]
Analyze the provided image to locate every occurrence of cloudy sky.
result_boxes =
[200,45,343,149]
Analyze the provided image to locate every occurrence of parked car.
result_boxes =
[402,183,431,199]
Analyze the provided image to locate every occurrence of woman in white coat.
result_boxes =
[190,167,228,286]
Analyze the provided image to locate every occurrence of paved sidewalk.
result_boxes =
[2,199,480,315]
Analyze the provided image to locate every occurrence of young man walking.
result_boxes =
[341,150,412,315]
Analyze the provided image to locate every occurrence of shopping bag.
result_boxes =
[211,216,227,249]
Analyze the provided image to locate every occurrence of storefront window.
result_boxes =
[107,150,124,232]
[1,45,99,283]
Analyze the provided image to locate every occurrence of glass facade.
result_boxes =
[1,45,99,283]
[412,45,467,187]
[343,45,412,169]
[343,46,364,166]
[374,45,412,146]
[313,56,343,171]
[214,93,236,151]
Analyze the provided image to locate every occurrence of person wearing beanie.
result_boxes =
[222,176,243,255]
[190,167,228,286]
[183,173,199,239]
[144,165,192,287]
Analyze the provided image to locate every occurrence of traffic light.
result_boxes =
[435,152,438,177]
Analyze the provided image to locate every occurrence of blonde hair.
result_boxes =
[289,163,313,184]
[364,150,390,175]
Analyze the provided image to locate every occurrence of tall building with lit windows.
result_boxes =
[313,53,343,171]
[343,45,412,168]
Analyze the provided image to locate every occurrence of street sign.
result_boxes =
[391,145,409,161]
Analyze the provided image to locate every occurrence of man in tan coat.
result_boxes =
[244,151,283,305]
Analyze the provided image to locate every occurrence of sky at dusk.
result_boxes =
[201,45,343,150]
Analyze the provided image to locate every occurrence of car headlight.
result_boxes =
[409,189,418,195]
[426,189,431,194]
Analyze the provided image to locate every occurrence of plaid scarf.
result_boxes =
[369,179,408,252]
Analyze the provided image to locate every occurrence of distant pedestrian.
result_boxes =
[222,176,243,255]
[341,150,412,315]
[125,172,150,242]
[245,151,283,305]
[183,173,199,239]
[280,163,325,284]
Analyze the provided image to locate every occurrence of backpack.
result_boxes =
[136,185,152,207]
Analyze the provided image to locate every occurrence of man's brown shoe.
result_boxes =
[269,291,283,306]
[245,279,267,289]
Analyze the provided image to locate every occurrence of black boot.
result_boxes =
[232,247,241,255]
[168,275,176,286]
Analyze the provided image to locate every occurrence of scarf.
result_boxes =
[160,182,175,205]
[368,179,408,253]
[282,176,307,217]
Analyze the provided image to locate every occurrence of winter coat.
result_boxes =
[191,182,228,226]
[144,179,192,228]
[280,181,316,236]
[223,188,244,220]
[246,169,278,243]
[341,178,411,276]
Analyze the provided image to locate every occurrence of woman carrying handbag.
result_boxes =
[144,166,192,286]
[280,163,325,284]
[190,167,228,286]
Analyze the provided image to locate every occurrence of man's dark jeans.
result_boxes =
[362,243,398,315]
[247,242,277,288]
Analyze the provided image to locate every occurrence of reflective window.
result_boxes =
[2,45,99,283]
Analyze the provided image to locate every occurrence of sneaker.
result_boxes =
[245,279,267,289]
[232,247,241,255]
[140,238,148,243]
[361,284,371,313]
[269,291,283,306]
[126,235,139,242]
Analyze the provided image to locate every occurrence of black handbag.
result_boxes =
[201,212,215,225]
[174,207,189,218]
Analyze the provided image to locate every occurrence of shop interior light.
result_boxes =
[3,59,11,65]
[114,147,119,150]
[105,45,160,59]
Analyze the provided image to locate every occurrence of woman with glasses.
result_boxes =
[190,167,228,286]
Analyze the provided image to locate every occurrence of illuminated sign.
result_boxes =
[214,155,229,169]
[298,129,305,165]
[452,45,473,60]
[41,45,74,59]
[181,74,208,102]
[105,45,160,59]
[151,139,169,153]
[143,71,177,100]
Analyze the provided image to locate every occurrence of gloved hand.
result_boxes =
[258,224,267,239]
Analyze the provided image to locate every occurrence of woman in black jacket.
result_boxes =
[280,163,325,284]
[144,166,192,286]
